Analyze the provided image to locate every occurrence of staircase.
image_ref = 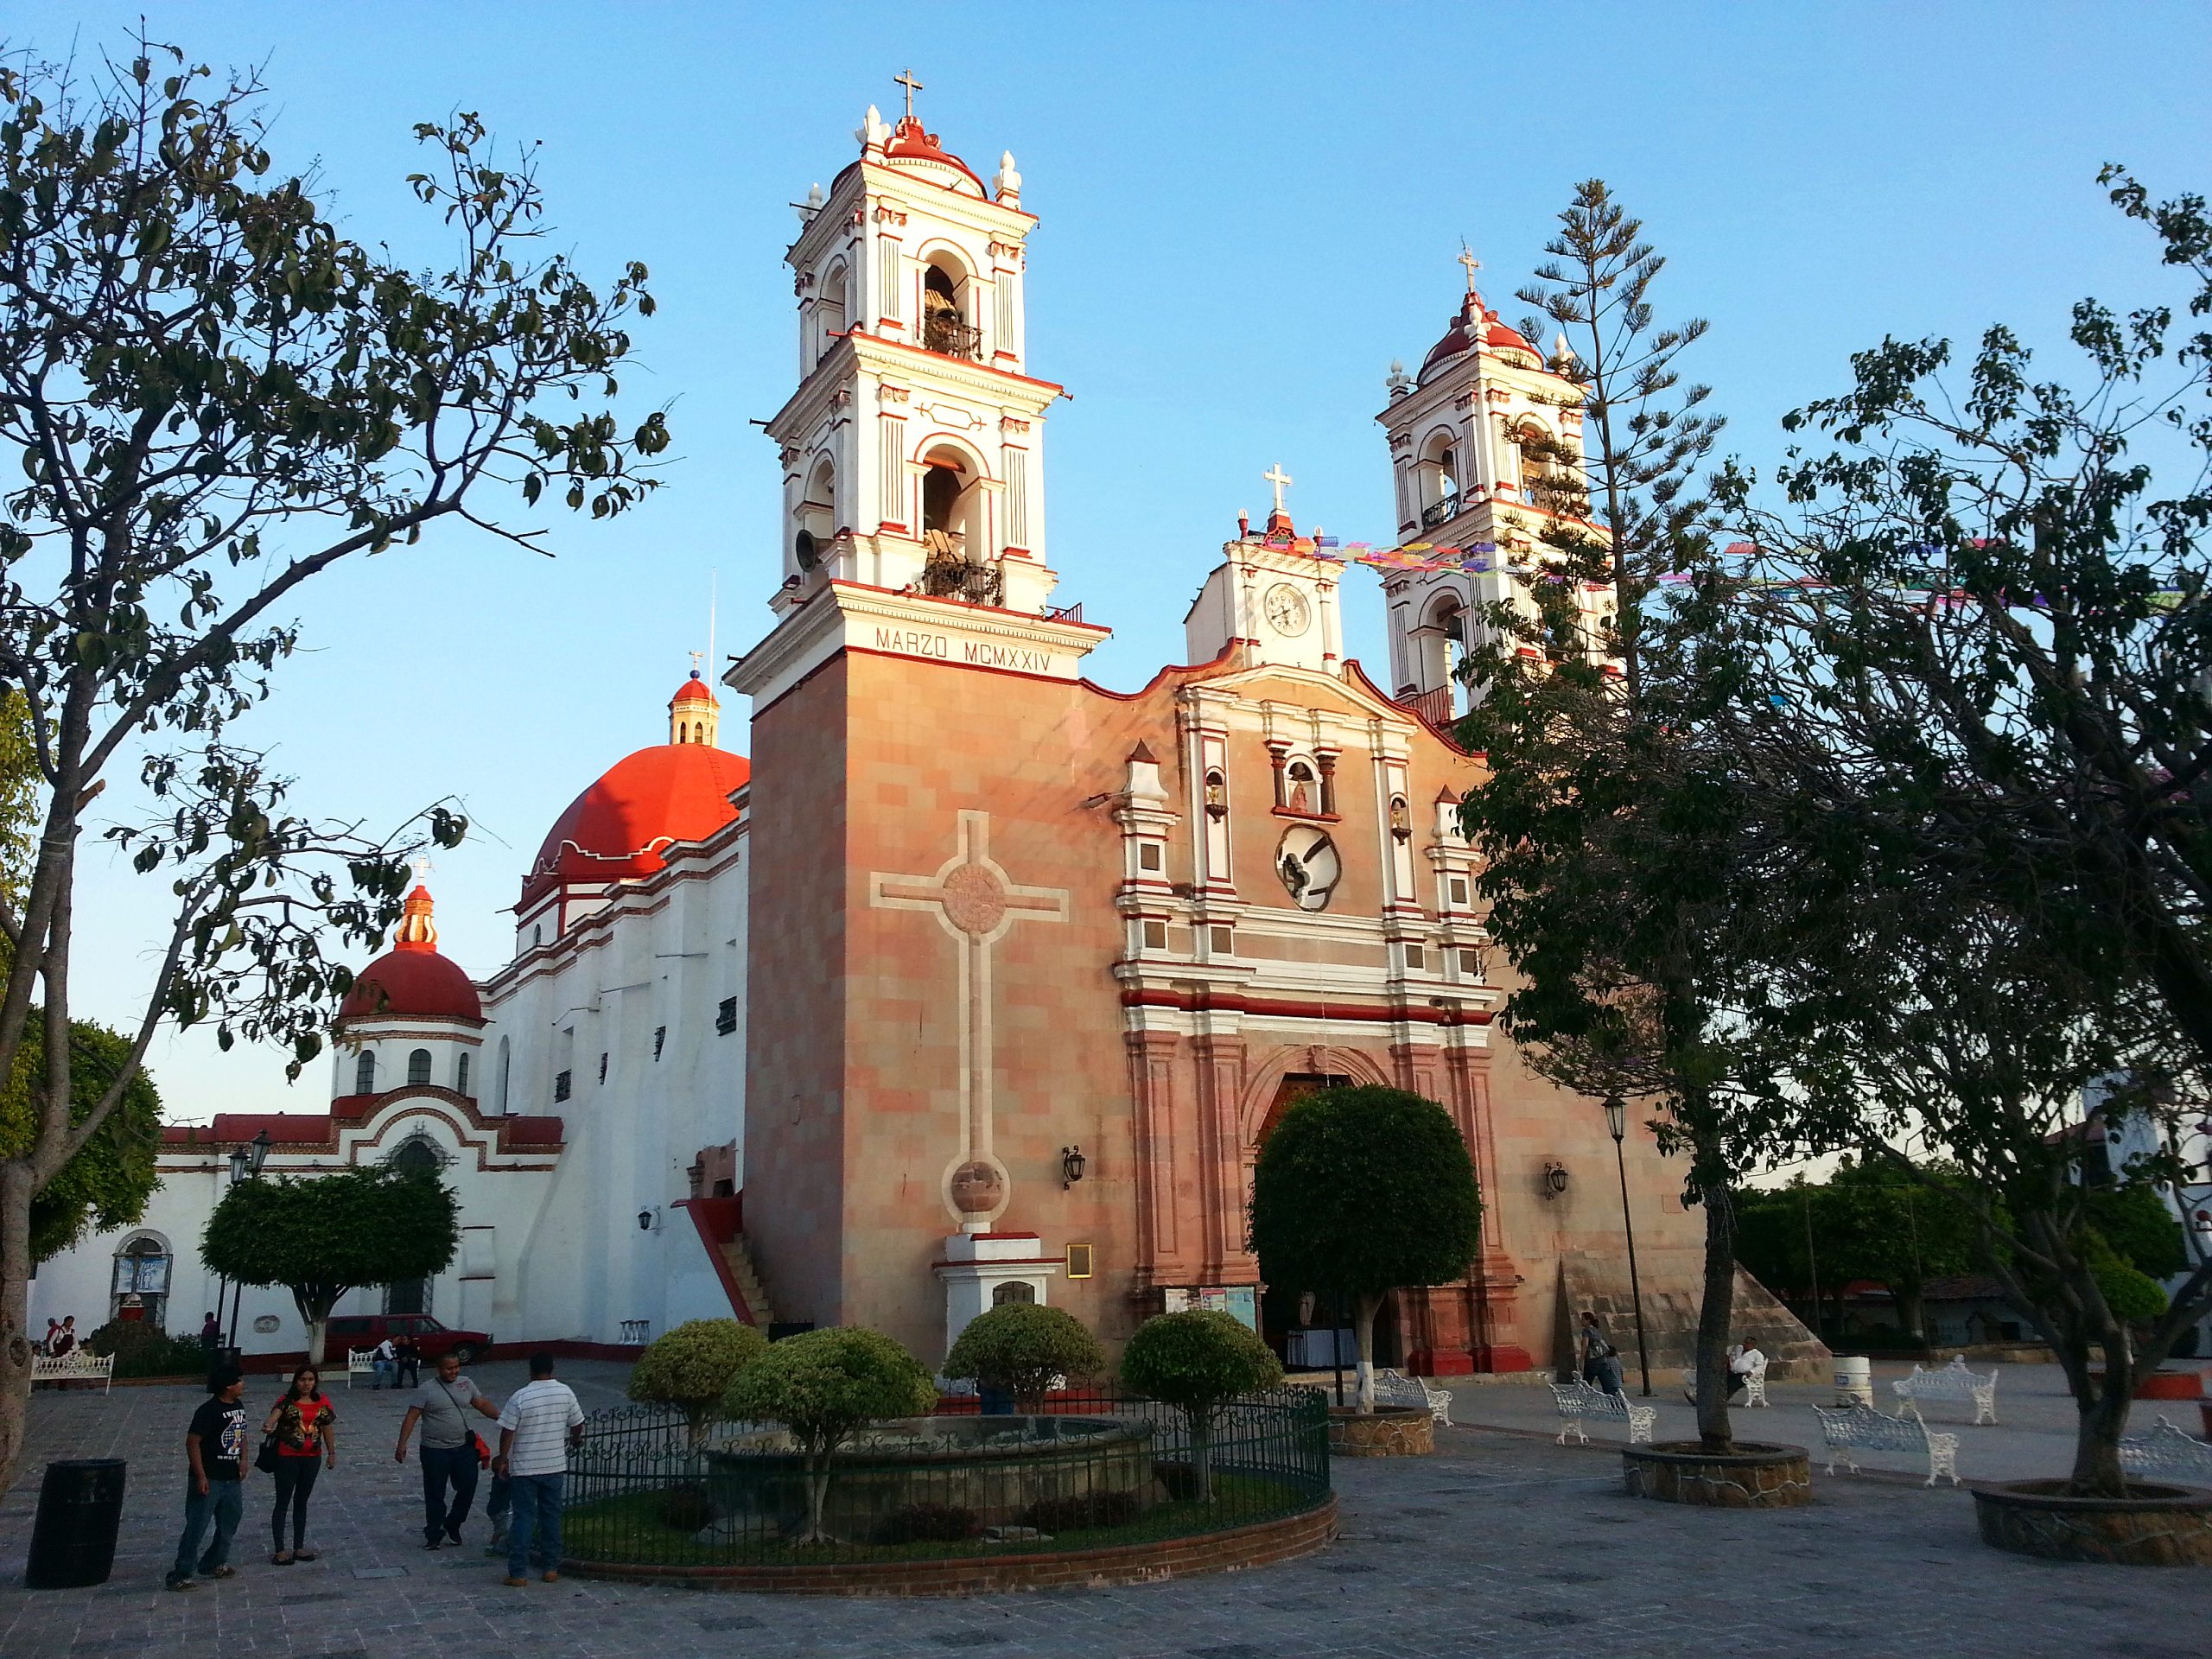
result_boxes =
[679,1195,775,1326]
[718,1233,775,1328]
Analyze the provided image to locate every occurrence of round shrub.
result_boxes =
[1119,1309,1282,1412]
[627,1319,766,1443]
[943,1304,1106,1408]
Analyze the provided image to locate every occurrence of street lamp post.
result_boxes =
[1603,1096,1654,1397]
[223,1128,274,1353]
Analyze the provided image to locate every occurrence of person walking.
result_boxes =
[493,1352,584,1587]
[262,1366,338,1565]
[395,1351,501,1550]
[1578,1311,1625,1397]
[168,1364,249,1591]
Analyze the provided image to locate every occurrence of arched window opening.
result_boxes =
[406,1047,432,1087]
[1516,423,1553,499]
[496,1035,512,1115]
[921,260,979,359]
[111,1232,173,1330]
[918,450,999,604]
[1418,431,1461,527]
[1286,760,1318,815]
[1420,596,1469,715]
[455,1051,471,1098]
[794,454,835,573]
[990,1280,1037,1307]
[353,1051,376,1096]
[814,264,848,364]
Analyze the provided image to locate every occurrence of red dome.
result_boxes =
[339,948,483,1024]
[1420,293,1541,383]
[880,116,984,194]
[671,672,717,704]
[522,743,751,908]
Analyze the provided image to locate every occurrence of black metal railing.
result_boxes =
[562,1388,1329,1569]
[922,315,983,360]
[1421,493,1462,529]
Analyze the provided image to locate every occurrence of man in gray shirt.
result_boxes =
[394,1351,500,1548]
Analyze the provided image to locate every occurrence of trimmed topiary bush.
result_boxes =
[626,1318,767,1446]
[84,1319,208,1380]
[1120,1309,1283,1499]
[943,1303,1107,1409]
[720,1326,939,1544]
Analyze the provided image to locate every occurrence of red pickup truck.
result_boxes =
[322,1312,491,1366]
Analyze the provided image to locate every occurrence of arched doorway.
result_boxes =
[1253,1071,1351,1364]
[382,1137,443,1317]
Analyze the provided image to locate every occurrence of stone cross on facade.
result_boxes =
[1263,462,1294,518]
[870,810,1067,1229]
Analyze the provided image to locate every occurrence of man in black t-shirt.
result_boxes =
[168,1364,250,1590]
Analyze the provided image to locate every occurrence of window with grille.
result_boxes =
[715,997,738,1035]
[553,1070,571,1103]
[653,1026,667,1060]
[407,1048,432,1087]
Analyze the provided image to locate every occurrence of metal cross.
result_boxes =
[1262,462,1294,516]
[894,68,924,121]
[1458,241,1482,293]
[689,650,705,676]
[410,853,435,883]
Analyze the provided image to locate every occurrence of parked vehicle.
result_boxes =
[321,1312,491,1364]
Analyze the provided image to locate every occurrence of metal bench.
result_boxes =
[1892,1355,1999,1425]
[1549,1379,1656,1445]
[345,1348,376,1389]
[2119,1416,2212,1484]
[1371,1368,1452,1426]
[30,1352,114,1394]
[1815,1402,1960,1486]
[1739,1351,1770,1408]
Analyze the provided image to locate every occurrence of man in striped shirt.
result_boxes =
[493,1352,585,1586]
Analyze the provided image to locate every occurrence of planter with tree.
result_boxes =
[1119,1309,1285,1498]
[201,1165,460,1365]
[1249,1084,1478,1444]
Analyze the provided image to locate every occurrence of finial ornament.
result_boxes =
[1262,463,1294,518]
[993,149,1021,205]
[1385,358,1414,396]
[894,67,924,122]
[1458,241,1482,295]
[857,105,890,149]
[689,650,706,676]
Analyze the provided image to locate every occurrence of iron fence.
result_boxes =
[562,1388,1329,1568]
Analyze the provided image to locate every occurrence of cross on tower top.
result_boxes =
[894,68,924,121]
[410,853,435,884]
[1458,241,1482,295]
[1262,463,1294,517]
[689,649,705,677]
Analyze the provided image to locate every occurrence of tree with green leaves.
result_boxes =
[1735,1159,1982,1340]
[942,1303,1106,1411]
[626,1318,766,1448]
[1118,1309,1282,1502]
[1672,165,2212,1494]
[0,35,663,1490]
[1,1015,162,1263]
[720,1327,938,1545]
[1460,181,1801,1453]
[1248,1085,1478,1413]
[201,1165,460,1365]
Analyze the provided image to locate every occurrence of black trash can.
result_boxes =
[24,1458,127,1589]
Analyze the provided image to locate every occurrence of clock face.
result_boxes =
[1263,583,1311,637]
[1276,825,1341,912]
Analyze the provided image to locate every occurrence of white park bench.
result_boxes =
[1891,1355,1999,1425]
[1372,1368,1453,1426]
[345,1348,377,1389]
[30,1352,114,1393]
[2119,1416,2212,1484]
[1549,1379,1656,1445]
[1739,1351,1770,1407]
[1815,1402,1961,1486]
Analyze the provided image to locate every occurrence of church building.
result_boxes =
[32,93,1815,1380]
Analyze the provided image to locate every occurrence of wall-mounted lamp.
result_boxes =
[1060,1145,1087,1189]
[638,1207,659,1233]
[1541,1160,1569,1199]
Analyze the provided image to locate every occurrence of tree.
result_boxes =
[0,36,664,1490]
[1459,181,1796,1453]
[1119,1309,1282,1502]
[1735,1160,1982,1339]
[0,1016,162,1262]
[719,1326,938,1545]
[1674,166,2212,1494]
[201,1166,459,1364]
[1248,1086,1478,1412]
[625,1318,766,1448]
[941,1303,1105,1411]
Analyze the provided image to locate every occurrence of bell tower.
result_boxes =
[768,75,1060,618]
[1375,251,1611,721]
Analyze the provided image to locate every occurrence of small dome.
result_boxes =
[1419,293,1541,385]
[340,888,483,1023]
[671,671,717,705]
[522,743,751,909]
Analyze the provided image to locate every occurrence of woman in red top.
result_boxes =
[263,1366,339,1563]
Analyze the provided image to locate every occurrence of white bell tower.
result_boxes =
[767,74,1061,618]
[1375,251,1611,721]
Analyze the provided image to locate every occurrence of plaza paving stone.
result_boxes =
[2,1357,2206,1659]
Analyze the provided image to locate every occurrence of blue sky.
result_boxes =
[11,2,2209,1119]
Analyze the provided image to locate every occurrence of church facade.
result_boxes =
[33,98,1813,1380]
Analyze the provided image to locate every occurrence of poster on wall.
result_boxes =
[1160,1286,1259,1332]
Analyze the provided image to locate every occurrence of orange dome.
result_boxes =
[1420,292,1541,383]
[671,671,717,704]
[340,888,483,1023]
[522,743,751,908]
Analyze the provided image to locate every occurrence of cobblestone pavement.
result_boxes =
[3,1359,2206,1659]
